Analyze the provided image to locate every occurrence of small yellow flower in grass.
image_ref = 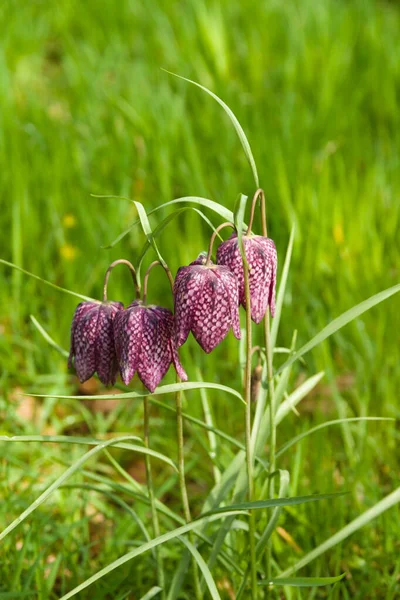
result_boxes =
[60,244,78,261]
[62,214,77,228]
[333,222,344,245]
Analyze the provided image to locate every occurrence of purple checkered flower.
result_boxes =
[114,301,187,393]
[216,233,277,324]
[174,254,241,353]
[68,301,123,385]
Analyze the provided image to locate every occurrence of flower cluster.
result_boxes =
[68,192,277,393]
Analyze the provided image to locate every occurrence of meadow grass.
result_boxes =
[0,0,399,597]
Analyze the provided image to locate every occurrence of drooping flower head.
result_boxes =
[68,300,123,385]
[174,249,241,353]
[216,190,277,324]
[216,232,277,324]
[114,260,187,393]
[68,259,138,386]
[114,300,187,392]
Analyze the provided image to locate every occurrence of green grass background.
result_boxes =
[0,0,399,597]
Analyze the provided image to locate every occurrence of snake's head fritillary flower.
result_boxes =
[68,301,123,386]
[114,301,187,393]
[216,233,277,324]
[173,254,241,353]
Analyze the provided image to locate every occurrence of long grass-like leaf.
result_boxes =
[263,574,346,587]
[0,436,176,542]
[0,260,94,302]
[58,511,243,600]
[30,381,245,403]
[276,284,400,375]
[30,315,69,358]
[275,417,394,458]
[100,196,240,249]
[139,587,163,600]
[199,492,345,518]
[278,487,400,577]
[270,226,295,351]
[163,70,259,187]
[178,537,221,600]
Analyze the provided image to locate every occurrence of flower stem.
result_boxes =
[243,260,258,599]
[175,388,202,600]
[259,189,277,584]
[143,397,165,599]
[103,259,140,302]
[205,221,234,266]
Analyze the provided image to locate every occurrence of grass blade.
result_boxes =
[30,315,69,358]
[276,284,400,375]
[178,537,221,600]
[139,587,163,600]
[270,225,295,351]
[0,436,176,542]
[276,417,394,458]
[278,487,400,578]
[101,196,241,249]
[163,70,259,187]
[263,574,345,587]
[0,259,94,302]
[57,511,242,600]
[30,381,245,403]
[199,492,346,518]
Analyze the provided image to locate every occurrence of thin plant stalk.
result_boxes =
[259,188,277,582]
[243,259,258,599]
[143,396,165,599]
[175,386,202,600]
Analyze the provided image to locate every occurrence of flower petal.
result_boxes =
[95,302,123,385]
[137,307,175,393]
[114,302,144,385]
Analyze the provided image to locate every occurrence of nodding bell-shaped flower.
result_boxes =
[114,301,187,393]
[174,252,241,353]
[113,260,187,393]
[68,300,123,385]
[216,232,277,324]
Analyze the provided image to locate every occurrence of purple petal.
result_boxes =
[213,267,241,340]
[190,268,234,353]
[95,302,123,385]
[114,302,144,385]
[174,266,207,348]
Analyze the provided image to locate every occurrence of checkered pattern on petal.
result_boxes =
[137,306,187,392]
[216,233,277,323]
[96,302,124,385]
[114,301,144,385]
[68,301,123,385]
[174,256,241,353]
[114,302,188,392]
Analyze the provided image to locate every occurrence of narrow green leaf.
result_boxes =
[262,574,346,587]
[0,436,176,542]
[178,537,221,600]
[139,587,163,600]
[276,284,400,375]
[278,487,400,578]
[30,381,245,403]
[276,417,394,458]
[57,511,242,600]
[270,225,295,351]
[101,196,240,249]
[234,193,249,261]
[0,260,94,302]
[30,315,69,358]
[256,470,290,557]
[163,70,259,187]
[199,492,346,518]
[136,206,218,277]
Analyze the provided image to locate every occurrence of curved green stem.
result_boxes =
[243,260,257,599]
[143,397,166,599]
[175,387,202,599]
